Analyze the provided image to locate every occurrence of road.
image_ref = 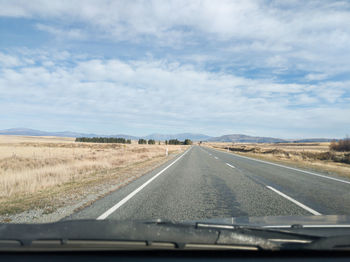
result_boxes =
[67,146,350,221]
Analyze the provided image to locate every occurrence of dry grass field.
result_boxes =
[0,135,187,216]
[205,142,350,177]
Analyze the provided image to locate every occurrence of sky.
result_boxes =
[0,0,349,138]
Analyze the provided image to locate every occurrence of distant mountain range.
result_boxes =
[144,133,212,141]
[0,128,335,143]
[207,134,286,143]
[0,128,138,140]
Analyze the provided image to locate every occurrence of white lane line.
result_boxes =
[97,148,191,220]
[264,224,350,228]
[214,156,218,159]
[266,186,321,216]
[226,163,235,168]
[214,149,350,185]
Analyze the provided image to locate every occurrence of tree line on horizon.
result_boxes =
[165,139,192,145]
[137,139,156,144]
[75,137,193,145]
[75,137,131,144]
[138,138,193,145]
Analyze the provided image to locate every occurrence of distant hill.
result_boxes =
[0,128,56,136]
[109,134,139,140]
[0,128,137,139]
[208,134,287,143]
[288,138,335,143]
[143,133,212,141]
[0,128,334,143]
[0,128,208,141]
[207,134,335,143]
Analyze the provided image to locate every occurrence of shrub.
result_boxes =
[138,139,147,144]
[330,137,350,152]
[168,139,181,145]
[148,139,156,145]
[184,139,192,145]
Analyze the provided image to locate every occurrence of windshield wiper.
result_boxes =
[305,236,350,251]
[1,219,349,251]
[193,222,319,249]
[193,221,350,251]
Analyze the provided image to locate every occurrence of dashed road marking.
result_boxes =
[266,186,321,216]
[226,163,235,168]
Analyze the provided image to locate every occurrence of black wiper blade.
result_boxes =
[304,235,350,251]
[3,219,338,251]
[195,222,321,249]
[0,220,216,246]
[195,221,314,236]
[0,220,265,251]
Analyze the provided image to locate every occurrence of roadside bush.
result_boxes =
[148,139,156,145]
[184,139,192,145]
[342,154,350,164]
[227,146,255,152]
[330,137,350,152]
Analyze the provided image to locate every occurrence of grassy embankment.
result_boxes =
[205,142,350,177]
[0,135,187,216]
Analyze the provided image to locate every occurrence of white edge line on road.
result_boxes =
[226,163,235,168]
[212,148,350,185]
[266,186,321,216]
[263,225,350,228]
[97,147,191,220]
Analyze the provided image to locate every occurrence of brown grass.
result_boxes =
[0,135,187,215]
[205,142,350,178]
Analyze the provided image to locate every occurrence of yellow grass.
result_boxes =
[205,142,350,177]
[0,135,75,144]
[0,135,186,214]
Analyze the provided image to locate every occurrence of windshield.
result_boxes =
[0,0,350,251]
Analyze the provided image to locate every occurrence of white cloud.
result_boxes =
[305,73,329,81]
[36,24,87,40]
[0,0,350,79]
[0,51,348,137]
[0,52,22,67]
[1,1,349,137]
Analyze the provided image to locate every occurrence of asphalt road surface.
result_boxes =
[67,146,350,221]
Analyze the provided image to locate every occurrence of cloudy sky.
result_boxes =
[0,0,349,138]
